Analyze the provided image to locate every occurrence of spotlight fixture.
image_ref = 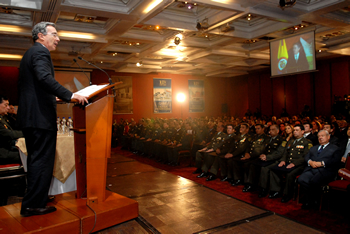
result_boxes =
[196,18,209,31]
[247,14,251,21]
[174,36,181,45]
[279,0,297,9]
[177,1,198,10]
[136,61,143,67]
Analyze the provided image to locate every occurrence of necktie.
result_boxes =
[318,145,324,156]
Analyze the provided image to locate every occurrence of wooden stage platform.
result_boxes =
[0,191,138,234]
[1,151,326,233]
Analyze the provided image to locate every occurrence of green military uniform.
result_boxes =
[195,131,226,171]
[269,137,312,197]
[204,133,236,177]
[258,136,286,190]
[167,131,193,165]
[232,133,269,182]
[0,115,24,165]
[226,133,253,182]
[245,134,284,187]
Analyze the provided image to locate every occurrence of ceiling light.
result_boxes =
[155,25,160,30]
[0,24,25,33]
[101,61,103,63]
[136,61,143,67]
[174,37,181,45]
[0,54,22,59]
[58,31,96,40]
[143,0,163,14]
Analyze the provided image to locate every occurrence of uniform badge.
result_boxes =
[240,138,246,143]
[296,145,304,149]
[308,143,313,149]
[282,141,287,147]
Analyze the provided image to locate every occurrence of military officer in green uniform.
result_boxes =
[194,124,226,177]
[161,122,184,163]
[268,124,312,203]
[244,124,284,193]
[235,124,270,191]
[167,122,193,166]
[0,95,24,165]
[201,124,236,181]
[222,123,252,186]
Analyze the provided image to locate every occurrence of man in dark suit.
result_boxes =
[0,95,23,165]
[286,41,309,73]
[17,22,88,217]
[303,122,318,146]
[298,130,342,209]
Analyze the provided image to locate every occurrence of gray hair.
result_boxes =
[32,22,56,42]
[318,129,330,136]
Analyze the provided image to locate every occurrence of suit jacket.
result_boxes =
[305,133,318,146]
[17,42,73,131]
[304,144,342,176]
[286,48,309,73]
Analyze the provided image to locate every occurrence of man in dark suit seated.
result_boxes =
[298,130,342,209]
[0,95,24,165]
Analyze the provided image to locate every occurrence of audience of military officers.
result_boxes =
[115,113,348,208]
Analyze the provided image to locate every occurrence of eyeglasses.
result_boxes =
[47,33,59,38]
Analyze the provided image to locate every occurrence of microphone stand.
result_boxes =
[77,56,113,85]
[73,58,92,86]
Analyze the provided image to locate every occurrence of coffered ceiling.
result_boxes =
[0,0,350,77]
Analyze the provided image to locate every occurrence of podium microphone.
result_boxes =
[73,58,92,86]
[77,56,113,85]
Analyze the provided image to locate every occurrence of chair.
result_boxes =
[0,164,26,206]
[177,134,194,166]
[321,158,350,210]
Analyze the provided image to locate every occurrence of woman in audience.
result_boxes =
[284,125,294,141]
[311,121,321,135]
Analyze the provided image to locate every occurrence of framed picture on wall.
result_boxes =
[153,78,172,113]
[112,76,133,114]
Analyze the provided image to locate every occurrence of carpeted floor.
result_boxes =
[114,147,350,234]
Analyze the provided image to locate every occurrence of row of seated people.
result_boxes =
[0,95,25,206]
[119,117,349,209]
[120,119,194,166]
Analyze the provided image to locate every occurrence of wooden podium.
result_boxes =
[0,83,138,234]
[56,82,138,233]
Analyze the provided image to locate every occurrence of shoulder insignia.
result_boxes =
[281,141,287,147]
[308,143,313,149]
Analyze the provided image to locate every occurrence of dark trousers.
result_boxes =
[298,168,336,203]
[270,163,305,196]
[21,128,56,209]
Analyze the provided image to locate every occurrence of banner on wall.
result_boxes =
[112,76,133,114]
[153,78,172,113]
[188,80,204,112]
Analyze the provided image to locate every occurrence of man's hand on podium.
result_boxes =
[73,93,89,105]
